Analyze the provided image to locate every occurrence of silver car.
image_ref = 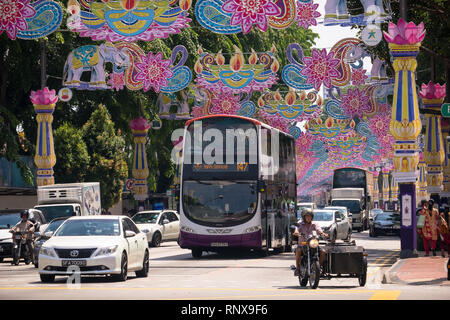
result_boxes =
[313,209,352,242]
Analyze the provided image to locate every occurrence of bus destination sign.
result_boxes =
[193,163,249,172]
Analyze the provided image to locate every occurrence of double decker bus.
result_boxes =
[331,167,374,231]
[178,115,297,258]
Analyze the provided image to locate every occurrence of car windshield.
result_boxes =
[34,205,75,221]
[55,219,120,236]
[375,213,400,222]
[0,213,21,229]
[45,219,67,233]
[132,212,160,224]
[182,180,257,227]
[331,200,361,213]
[313,211,334,221]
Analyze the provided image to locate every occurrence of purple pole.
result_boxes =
[399,183,418,258]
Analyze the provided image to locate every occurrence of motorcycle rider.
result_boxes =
[293,208,328,276]
[9,210,35,263]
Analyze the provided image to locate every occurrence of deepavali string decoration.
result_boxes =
[67,0,192,42]
[295,0,320,29]
[194,45,279,94]
[0,0,63,40]
[195,0,298,34]
[323,0,391,27]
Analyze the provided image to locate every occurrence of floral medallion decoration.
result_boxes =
[67,0,192,42]
[258,88,322,121]
[194,45,279,94]
[295,0,320,29]
[1,0,63,40]
[300,48,341,91]
[135,52,174,93]
[195,0,297,34]
[351,68,368,86]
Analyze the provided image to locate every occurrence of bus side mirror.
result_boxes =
[257,180,266,192]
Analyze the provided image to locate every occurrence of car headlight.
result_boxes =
[39,247,57,258]
[93,245,118,257]
[0,238,12,244]
[309,239,319,249]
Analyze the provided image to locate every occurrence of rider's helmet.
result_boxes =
[20,209,29,219]
[301,208,314,221]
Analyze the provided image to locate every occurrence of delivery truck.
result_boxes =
[34,183,101,222]
[330,188,368,232]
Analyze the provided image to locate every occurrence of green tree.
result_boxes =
[53,122,90,183]
[82,105,128,210]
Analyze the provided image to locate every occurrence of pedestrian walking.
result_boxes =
[438,210,450,258]
[418,200,440,256]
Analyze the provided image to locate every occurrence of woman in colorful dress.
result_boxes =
[418,199,440,256]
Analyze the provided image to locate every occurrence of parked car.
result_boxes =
[324,206,352,228]
[34,217,69,268]
[313,209,352,242]
[0,209,46,263]
[369,211,401,237]
[369,208,384,221]
[132,210,180,247]
[38,216,149,282]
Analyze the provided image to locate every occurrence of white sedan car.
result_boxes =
[38,216,149,283]
[132,210,180,247]
[313,209,352,242]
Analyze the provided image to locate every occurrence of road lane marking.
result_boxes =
[369,290,401,300]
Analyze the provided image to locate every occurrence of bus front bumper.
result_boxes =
[179,230,262,249]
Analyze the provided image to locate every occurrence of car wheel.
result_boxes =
[373,230,378,237]
[112,252,128,282]
[345,229,352,242]
[358,257,368,287]
[152,232,162,247]
[332,230,337,244]
[40,274,55,283]
[192,248,202,259]
[135,250,149,278]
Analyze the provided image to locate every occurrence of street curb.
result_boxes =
[382,258,404,284]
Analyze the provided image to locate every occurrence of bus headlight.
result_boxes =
[245,226,261,233]
[309,239,319,249]
[181,226,195,233]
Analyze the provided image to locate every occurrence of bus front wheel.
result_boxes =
[192,248,203,259]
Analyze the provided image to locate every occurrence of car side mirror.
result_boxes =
[34,222,40,232]
[44,231,54,238]
[125,230,136,238]
[162,219,170,225]
[336,218,342,223]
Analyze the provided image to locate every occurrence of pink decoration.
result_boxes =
[210,92,240,115]
[351,69,368,86]
[129,117,151,131]
[30,87,58,105]
[341,87,370,118]
[369,114,390,137]
[191,106,205,118]
[108,72,125,92]
[419,81,446,100]
[135,52,173,93]
[300,49,341,91]
[383,18,426,45]
[0,0,35,40]
[296,1,320,29]
[222,0,281,34]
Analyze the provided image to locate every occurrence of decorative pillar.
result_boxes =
[384,18,426,258]
[421,82,446,199]
[391,175,399,209]
[373,170,379,208]
[382,167,390,209]
[30,88,58,186]
[417,153,428,202]
[442,132,450,197]
[130,117,151,203]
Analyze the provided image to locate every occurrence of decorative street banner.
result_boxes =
[67,0,192,42]
[194,45,279,94]
[0,0,63,40]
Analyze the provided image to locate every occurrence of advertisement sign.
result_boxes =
[402,194,412,227]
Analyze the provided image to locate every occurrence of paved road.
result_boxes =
[0,231,449,300]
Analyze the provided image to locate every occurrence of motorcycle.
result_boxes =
[298,231,321,289]
[12,231,33,266]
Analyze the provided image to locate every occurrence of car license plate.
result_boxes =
[211,242,228,247]
[62,260,87,267]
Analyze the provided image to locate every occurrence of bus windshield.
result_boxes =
[333,169,366,189]
[182,180,257,227]
[331,200,361,213]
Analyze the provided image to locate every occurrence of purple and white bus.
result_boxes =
[178,115,297,258]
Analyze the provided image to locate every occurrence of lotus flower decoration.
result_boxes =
[419,81,446,101]
[129,117,151,131]
[30,87,58,105]
[383,18,426,45]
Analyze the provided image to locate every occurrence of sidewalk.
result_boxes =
[383,255,450,285]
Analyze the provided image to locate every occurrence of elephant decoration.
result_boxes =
[63,43,129,90]
[370,56,388,83]
[158,91,191,120]
[324,0,390,26]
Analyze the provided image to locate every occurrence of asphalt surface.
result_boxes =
[0,231,449,300]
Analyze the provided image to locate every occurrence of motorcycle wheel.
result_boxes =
[298,263,308,287]
[309,261,320,289]
[358,257,368,287]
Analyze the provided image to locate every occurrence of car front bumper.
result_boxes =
[0,242,13,258]
[38,253,122,275]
